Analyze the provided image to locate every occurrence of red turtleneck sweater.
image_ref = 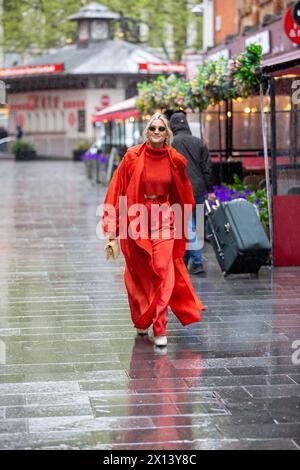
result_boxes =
[142,143,172,196]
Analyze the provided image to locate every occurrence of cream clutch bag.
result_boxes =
[105,239,120,261]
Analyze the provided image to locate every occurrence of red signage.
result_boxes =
[0,63,64,78]
[16,114,25,127]
[101,95,110,107]
[9,94,60,111]
[68,112,76,126]
[63,100,85,109]
[284,7,300,45]
[139,63,187,74]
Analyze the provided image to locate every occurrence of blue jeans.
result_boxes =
[184,195,205,266]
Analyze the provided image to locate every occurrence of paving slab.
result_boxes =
[0,160,299,450]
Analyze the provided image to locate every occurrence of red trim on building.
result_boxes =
[139,63,187,74]
[0,63,64,78]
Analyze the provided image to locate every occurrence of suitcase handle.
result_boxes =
[205,199,220,215]
[205,203,225,261]
[224,222,231,233]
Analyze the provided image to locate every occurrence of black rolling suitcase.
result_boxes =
[205,199,271,276]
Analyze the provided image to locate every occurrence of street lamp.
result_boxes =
[191,3,204,16]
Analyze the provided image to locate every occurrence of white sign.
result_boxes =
[245,30,271,55]
[215,16,222,33]
[207,49,230,62]
[184,54,204,79]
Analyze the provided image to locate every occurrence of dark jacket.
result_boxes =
[170,112,213,197]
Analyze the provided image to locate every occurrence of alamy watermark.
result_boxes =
[292,80,300,105]
[0,80,6,105]
[96,197,205,250]
[291,340,300,365]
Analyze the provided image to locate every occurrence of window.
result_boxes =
[78,20,89,41]
[216,16,222,32]
[78,109,85,133]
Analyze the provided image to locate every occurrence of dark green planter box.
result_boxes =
[73,150,87,161]
[15,150,37,161]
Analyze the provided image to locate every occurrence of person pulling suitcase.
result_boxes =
[170,112,216,275]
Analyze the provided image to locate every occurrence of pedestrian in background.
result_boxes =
[102,112,205,348]
[0,126,8,152]
[170,112,215,274]
[16,125,23,140]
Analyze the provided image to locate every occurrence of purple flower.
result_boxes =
[98,154,109,164]
[80,152,90,160]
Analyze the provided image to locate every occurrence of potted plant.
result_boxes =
[12,140,37,160]
[73,139,91,161]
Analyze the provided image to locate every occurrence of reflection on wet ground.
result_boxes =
[0,161,299,450]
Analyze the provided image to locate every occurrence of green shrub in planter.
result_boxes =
[73,139,91,161]
[12,140,37,160]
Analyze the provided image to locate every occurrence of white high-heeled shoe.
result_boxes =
[154,335,167,347]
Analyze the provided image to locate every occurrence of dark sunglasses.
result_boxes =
[148,126,166,132]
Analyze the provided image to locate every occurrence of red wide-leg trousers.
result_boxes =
[145,198,175,337]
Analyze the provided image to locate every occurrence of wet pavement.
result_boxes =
[0,160,299,450]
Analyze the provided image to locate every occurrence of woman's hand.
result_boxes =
[207,192,216,202]
[105,233,116,242]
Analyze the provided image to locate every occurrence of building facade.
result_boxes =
[213,0,292,46]
[2,3,164,158]
[185,0,299,152]
[184,1,300,267]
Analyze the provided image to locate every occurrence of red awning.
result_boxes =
[92,97,140,123]
[92,108,140,123]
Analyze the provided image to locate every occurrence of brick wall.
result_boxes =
[214,0,239,45]
[214,0,290,45]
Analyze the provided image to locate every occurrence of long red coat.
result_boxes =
[102,142,205,329]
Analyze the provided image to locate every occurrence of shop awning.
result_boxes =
[92,97,140,123]
[262,49,300,72]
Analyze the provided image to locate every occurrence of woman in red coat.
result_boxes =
[102,113,205,347]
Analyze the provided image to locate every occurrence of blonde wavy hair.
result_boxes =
[143,112,173,145]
